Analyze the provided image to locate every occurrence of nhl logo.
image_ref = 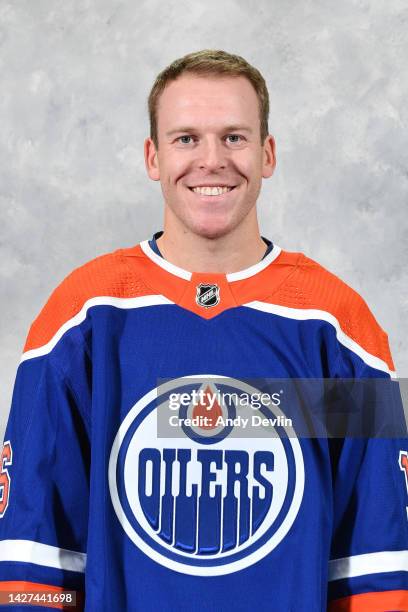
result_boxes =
[196,283,220,308]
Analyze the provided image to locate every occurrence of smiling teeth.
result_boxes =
[192,186,233,196]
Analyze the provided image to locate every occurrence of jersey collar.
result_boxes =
[124,239,299,320]
[139,239,282,282]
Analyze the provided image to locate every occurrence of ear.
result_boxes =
[262,134,276,179]
[144,137,160,181]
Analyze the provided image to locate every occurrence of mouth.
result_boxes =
[187,185,237,198]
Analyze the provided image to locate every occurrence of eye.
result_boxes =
[176,135,194,144]
[226,134,245,144]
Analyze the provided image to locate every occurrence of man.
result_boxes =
[0,49,406,611]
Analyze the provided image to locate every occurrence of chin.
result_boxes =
[190,219,236,240]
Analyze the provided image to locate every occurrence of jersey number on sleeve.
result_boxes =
[399,450,408,520]
[400,451,408,490]
[0,441,13,518]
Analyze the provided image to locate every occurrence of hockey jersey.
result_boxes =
[0,237,407,611]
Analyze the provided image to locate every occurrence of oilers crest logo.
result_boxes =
[109,376,304,576]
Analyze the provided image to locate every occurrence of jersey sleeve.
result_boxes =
[0,288,91,610]
[327,308,408,611]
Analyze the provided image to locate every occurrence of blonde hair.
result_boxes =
[148,49,270,148]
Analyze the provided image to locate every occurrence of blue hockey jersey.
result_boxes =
[0,238,407,611]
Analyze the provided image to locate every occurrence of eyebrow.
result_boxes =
[165,125,253,137]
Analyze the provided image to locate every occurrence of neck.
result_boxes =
[156,212,267,274]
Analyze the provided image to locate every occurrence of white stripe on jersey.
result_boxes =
[329,549,408,580]
[21,295,174,363]
[0,539,86,573]
[244,301,397,378]
[20,294,396,380]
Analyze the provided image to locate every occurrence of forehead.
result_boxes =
[156,74,260,132]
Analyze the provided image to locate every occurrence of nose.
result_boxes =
[197,136,227,171]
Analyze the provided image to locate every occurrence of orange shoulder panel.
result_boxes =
[328,588,408,611]
[263,254,395,372]
[23,248,153,353]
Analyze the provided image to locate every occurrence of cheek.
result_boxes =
[234,151,261,177]
[160,152,191,185]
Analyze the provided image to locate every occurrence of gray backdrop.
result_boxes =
[1,1,407,440]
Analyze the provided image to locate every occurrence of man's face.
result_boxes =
[145,74,276,239]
